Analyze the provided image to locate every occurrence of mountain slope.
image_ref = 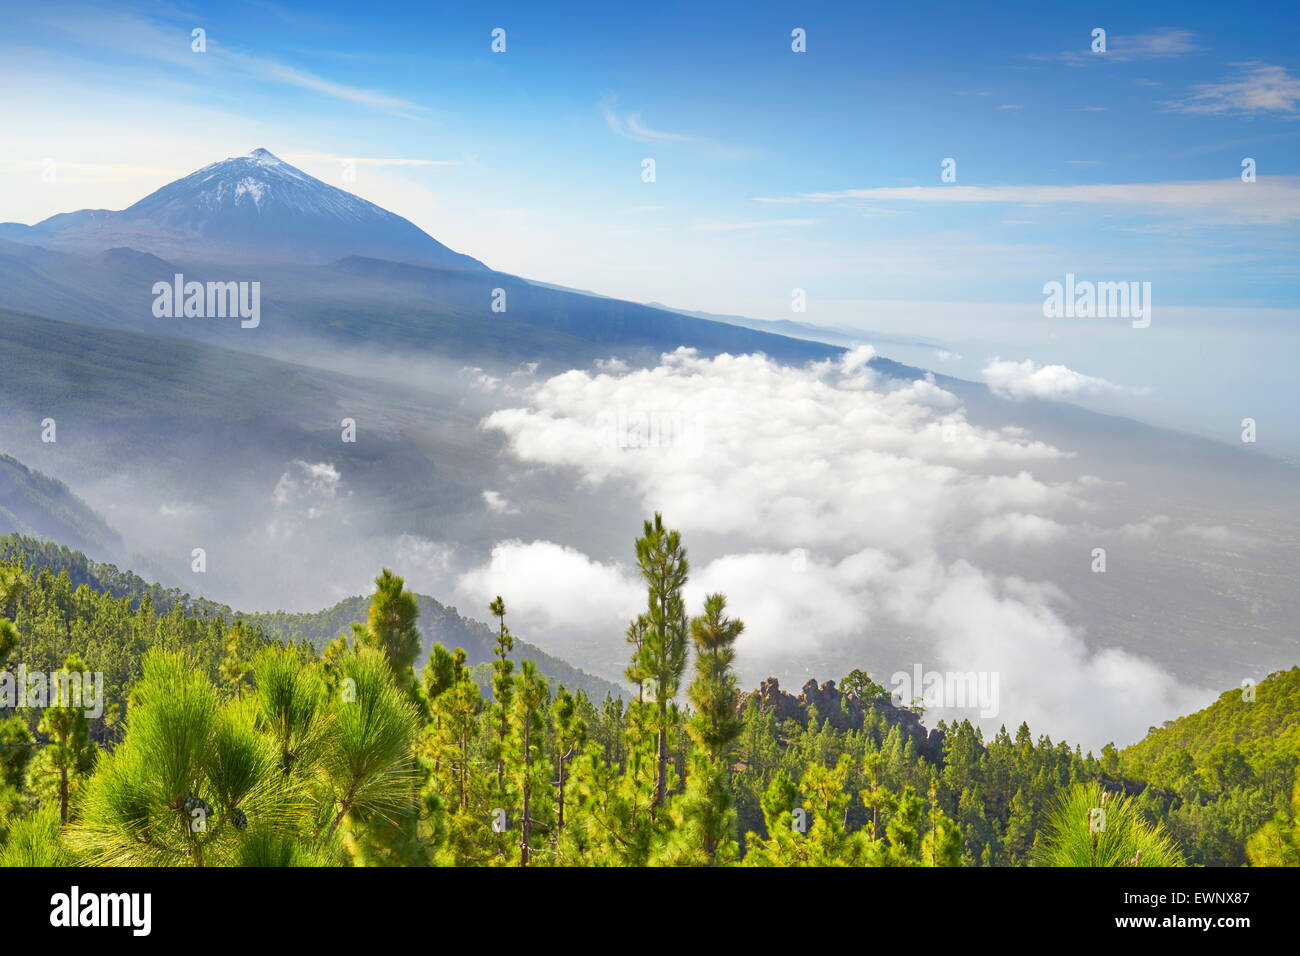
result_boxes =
[244,594,626,702]
[0,148,843,370]
[0,534,625,702]
[0,302,502,550]
[0,241,845,370]
[0,149,485,269]
[0,534,227,618]
[0,455,122,558]
[1122,667,1300,773]
[643,300,944,352]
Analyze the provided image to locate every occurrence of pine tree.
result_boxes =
[0,619,16,664]
[860,751,890,841]
[567,696,659,866]
[488,596,515,797]
[882,786,925,865]
[655,593,746,865]
[922,779,963,866]
[36,653,96,823]
[322,649,423,851]
[628,514,689,812]
[840,668,889,702]
[510,660,550,866]
[552,687,587,834]
[72,650,300,866]
[1003,788,1036,865]
[0,564,27,619]
[338,575,429,866]
[422,643,457,718]
[801,757,860,865]
[1100,741,1121,776]
[217,621,256,697]
[435,658,480,815]
[744,769,806,865]
[354,569,422,698]
[686,594,744,765]
[956,788,997,865]
[0,716,36,829]
[1246,779,1300,866]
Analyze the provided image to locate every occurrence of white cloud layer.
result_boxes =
[981,358,1128,400]
[470,348,1210,748]
[754,178,1300,226]
[458,540,644,634]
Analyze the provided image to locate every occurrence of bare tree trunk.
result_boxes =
[654,719,668,809]
[520,719,532,866]
[556,753,566,831]
[458,733,467,811]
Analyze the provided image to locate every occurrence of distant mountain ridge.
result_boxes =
[0,242,845,370]
[244,594,627,702]
[0,534,626,702]
[0,146,857,371]
[0,453,121,558]
[0,148,485,269]
[642,301,944,352]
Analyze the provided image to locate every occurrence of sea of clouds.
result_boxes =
[456,347,1211,749]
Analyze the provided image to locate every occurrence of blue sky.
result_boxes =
[2,0,1298,448]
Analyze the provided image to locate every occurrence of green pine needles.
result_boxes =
[0,518,1293,867]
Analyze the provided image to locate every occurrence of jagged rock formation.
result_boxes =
[742,676,943,757]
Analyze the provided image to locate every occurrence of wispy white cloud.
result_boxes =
[690,218,821,232]
[1044,28,1200,65]
[973,512,1068,546]
[982,358,1133,401]
[226,52,424,115]
[32,6,425,116]
[599,94,748,158]
[283,153,460,167]
[1108,28,1199,60]
[0,160,184,184]
[601,96,694,143]
[1169,63,1300,115]
[482,490,520,515]
[754,178,1300,225]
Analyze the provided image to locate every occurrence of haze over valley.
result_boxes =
[0,147,1295,752]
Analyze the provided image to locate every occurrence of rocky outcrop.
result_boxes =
[742,676,942,757]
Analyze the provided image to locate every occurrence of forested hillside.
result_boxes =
[0,517,1294,867]
[0,535,623,702]
[0,535,224,617]
[1122,667,1300,770]
[245,594,624,702]
[0,456,121,558]
[1117,667,1300,865]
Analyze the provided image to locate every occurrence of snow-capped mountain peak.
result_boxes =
[6,148,485,269]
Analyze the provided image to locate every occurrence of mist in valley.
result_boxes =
[3,320,1295,752]
[0,139,1294,756]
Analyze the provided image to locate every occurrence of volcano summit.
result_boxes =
[0,149,485,269]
